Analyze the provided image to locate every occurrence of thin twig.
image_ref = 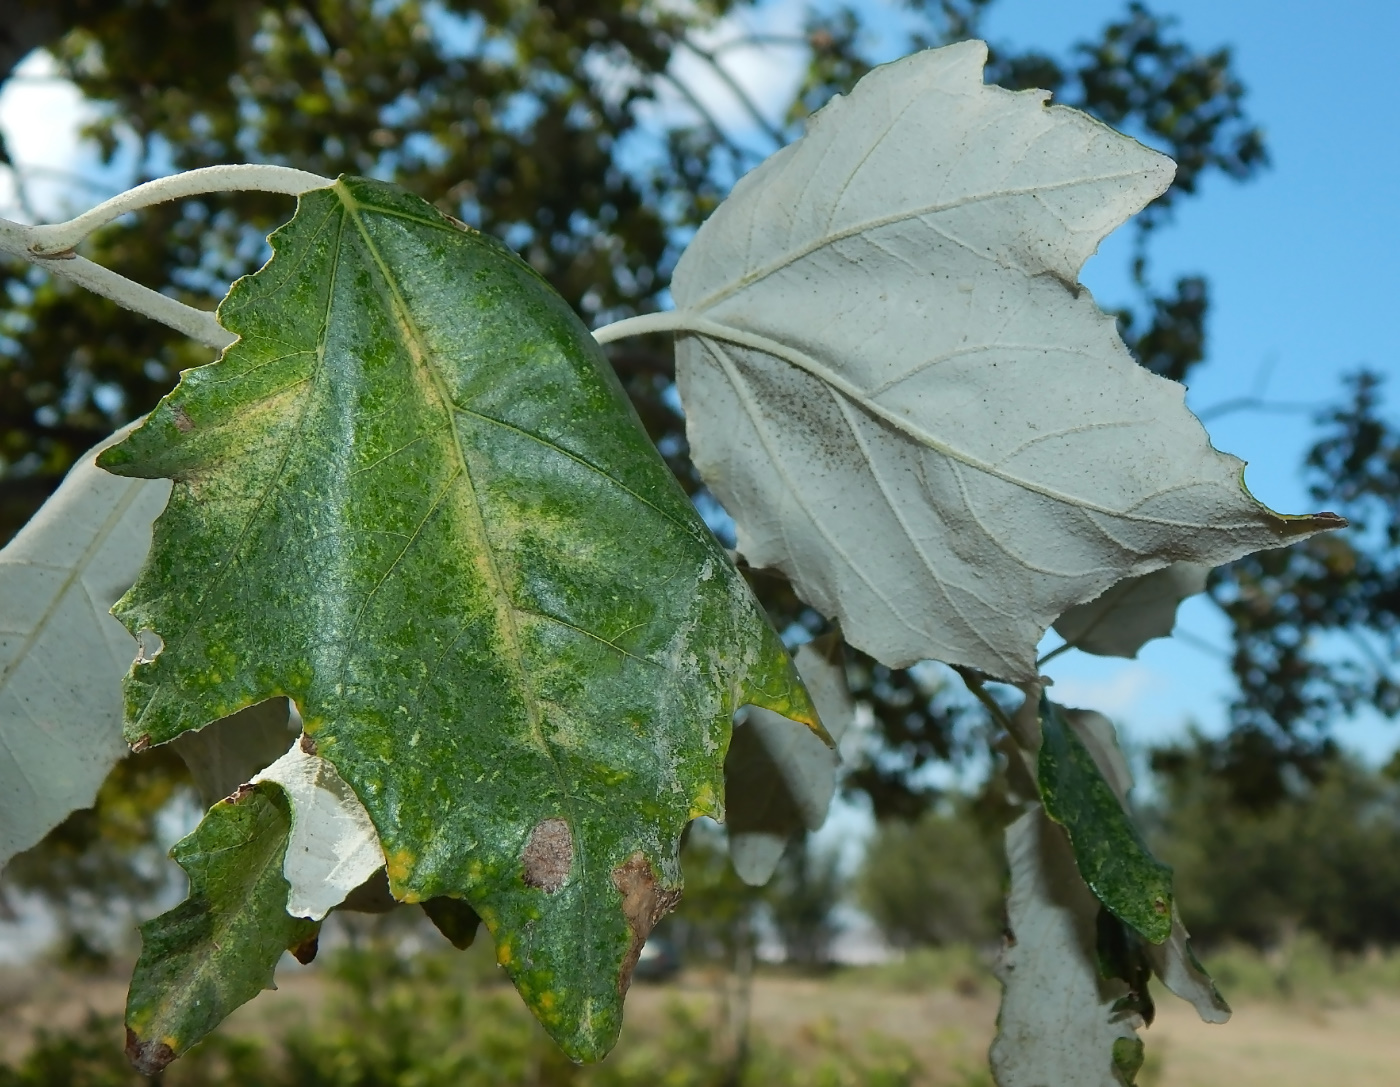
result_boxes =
[1195,396,1315,423]
[1035,640,1074,668]
[0,165,333,350]
[1172,628,1230,660]
[951,663,1016,735]
[678,39,787,149]
[25,164,331,256]
[656,70,753,164]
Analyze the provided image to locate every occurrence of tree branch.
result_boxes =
[678,39,787,149]
[0,165,333,350]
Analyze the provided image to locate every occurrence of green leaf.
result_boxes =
[1036,696,1172,943]
[99,175,818,1061]
[124,782,318,1076]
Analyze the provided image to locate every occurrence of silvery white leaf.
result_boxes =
[668,40,1340,681]
[0,427,169,869]
[1053,563,1210,659]
[1144,904,1232,1024]
[172,697,299,808]
[252,737,385,921]
[992,805,1143,1087]
[727,637,854,885]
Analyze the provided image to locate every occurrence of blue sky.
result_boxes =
[1,0,1395,767]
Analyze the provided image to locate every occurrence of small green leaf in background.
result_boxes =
[1036,696,1173,943]
[99,175,818,1061]
[125,782,318,1076]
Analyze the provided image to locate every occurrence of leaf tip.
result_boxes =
[124,1028,175,1077]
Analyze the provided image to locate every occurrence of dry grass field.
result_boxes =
[3,945,1400,1085]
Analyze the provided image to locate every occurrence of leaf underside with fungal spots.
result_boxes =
[125,783,318,1076]
[669,39,1343,682]
[992,806,1145,1087]
[99,175,818,1061]
[1036,697,1172,944]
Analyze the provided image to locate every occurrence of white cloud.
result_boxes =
[1045,664,1161,720]
[0,51,103,222]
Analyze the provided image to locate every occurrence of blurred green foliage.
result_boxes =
[856,808,1003,950]
[0,943,922,1087]
[1152,738,1400,951]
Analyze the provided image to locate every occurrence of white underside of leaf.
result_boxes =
[1053,563,1210,658]
[252,738,386,921]
[1062,706,1231,1024]
[0,426,170,869]
[727,639,856,885]
[669,40,1332,681]
[992,805,1142,1087]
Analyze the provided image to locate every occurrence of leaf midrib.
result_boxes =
[335,185,580,877]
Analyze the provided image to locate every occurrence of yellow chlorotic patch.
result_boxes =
[497,941,513,966]
[385,848,416,887]
[689,782,718,819]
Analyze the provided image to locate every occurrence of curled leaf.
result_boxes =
[251,735,386,921]
[1053,563,1210,658]
[668,40,1342,681]
[124,782,317,1076]
[1056,704,1230,1023]
[992,806,1145,1087]
[1036,697,1172,943]
[726,635,855,885]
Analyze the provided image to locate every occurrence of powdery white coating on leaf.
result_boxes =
[0,427,170,869]
[1053,563,1210,659]
[670,40,1340,681]
[252,738,385,921]
[727,638,855,885]
[992,805,1143,1087]
[1062,706,1230,1024]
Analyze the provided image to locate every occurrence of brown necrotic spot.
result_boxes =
[290,933,320,964]
[171,405,194,432]
[612,852,682,996]
[125,1028,175,1076]
[299,732,318,757]
[522,818,573,893]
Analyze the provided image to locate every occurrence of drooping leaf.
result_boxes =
[171,697,298,808]
[250,735,386,921]
[1060,706,1230,1023]
[124,782,318,1076]
[1053,563,1210,659]
[0,425,169,870]
[98,175,818,1061]
[991,806,1146,1087]
[1036,696,1171,943]
[725,634,856,885]
[1144,904,1231,1024]
[664,40,1342,682]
